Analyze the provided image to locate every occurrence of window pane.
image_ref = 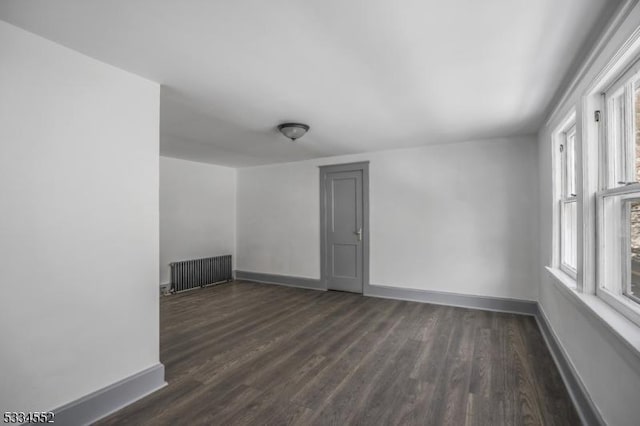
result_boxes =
[609,91,626,186]
[599,192,640,326]
[566,129,576,197]
[629,201,640,302]
[561,200,577,270]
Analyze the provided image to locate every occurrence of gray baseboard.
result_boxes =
[235,270,325,291]
[235,271,537,316]
[46,363,166,426]
[365,283,538,316]
[535,308,604,426]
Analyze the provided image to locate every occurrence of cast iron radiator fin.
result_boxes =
[170,255,232,293]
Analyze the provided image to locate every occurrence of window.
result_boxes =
[556,120,577,278]
[597,63,640,326]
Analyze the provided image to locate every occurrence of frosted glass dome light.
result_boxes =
[277,123,310,141]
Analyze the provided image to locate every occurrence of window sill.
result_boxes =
[546,266,577,290]
[545,266,640,375]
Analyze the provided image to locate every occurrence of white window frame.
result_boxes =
[596,186,640,327]
[601,62,640,188]
[595,56,640,327]
[545,10,640,359]
[561,124,578,277]
[553,111,578,281]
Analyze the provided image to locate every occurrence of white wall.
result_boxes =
[237,136,539,301]
[538,2,640,425]
[160,156,236,284]
[0,21,160,413]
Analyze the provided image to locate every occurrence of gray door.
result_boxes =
[323,169,363,293]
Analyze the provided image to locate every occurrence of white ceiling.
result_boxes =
[0,0,620,167]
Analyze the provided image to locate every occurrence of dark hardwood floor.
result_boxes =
[97,281,580,426]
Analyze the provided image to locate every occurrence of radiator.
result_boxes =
[170,254,232,293]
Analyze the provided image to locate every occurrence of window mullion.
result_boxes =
[606,94,620,188]
[624,83,636,184]
[620,200,630,296]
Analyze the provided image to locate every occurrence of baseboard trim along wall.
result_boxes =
[235,271,539,315]
[535,308,605,426]
[43,363,166,426]
[235,270,325,291]
[365,283,539,316]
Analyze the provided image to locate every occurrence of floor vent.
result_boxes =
[170,255,232,293]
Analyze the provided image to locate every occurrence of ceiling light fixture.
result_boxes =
[277,122,310,141]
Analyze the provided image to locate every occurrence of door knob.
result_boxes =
[355,228,362,241]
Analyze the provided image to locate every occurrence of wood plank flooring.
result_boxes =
[96,281,580,426]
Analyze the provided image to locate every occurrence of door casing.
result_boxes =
[319,161,370,293]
